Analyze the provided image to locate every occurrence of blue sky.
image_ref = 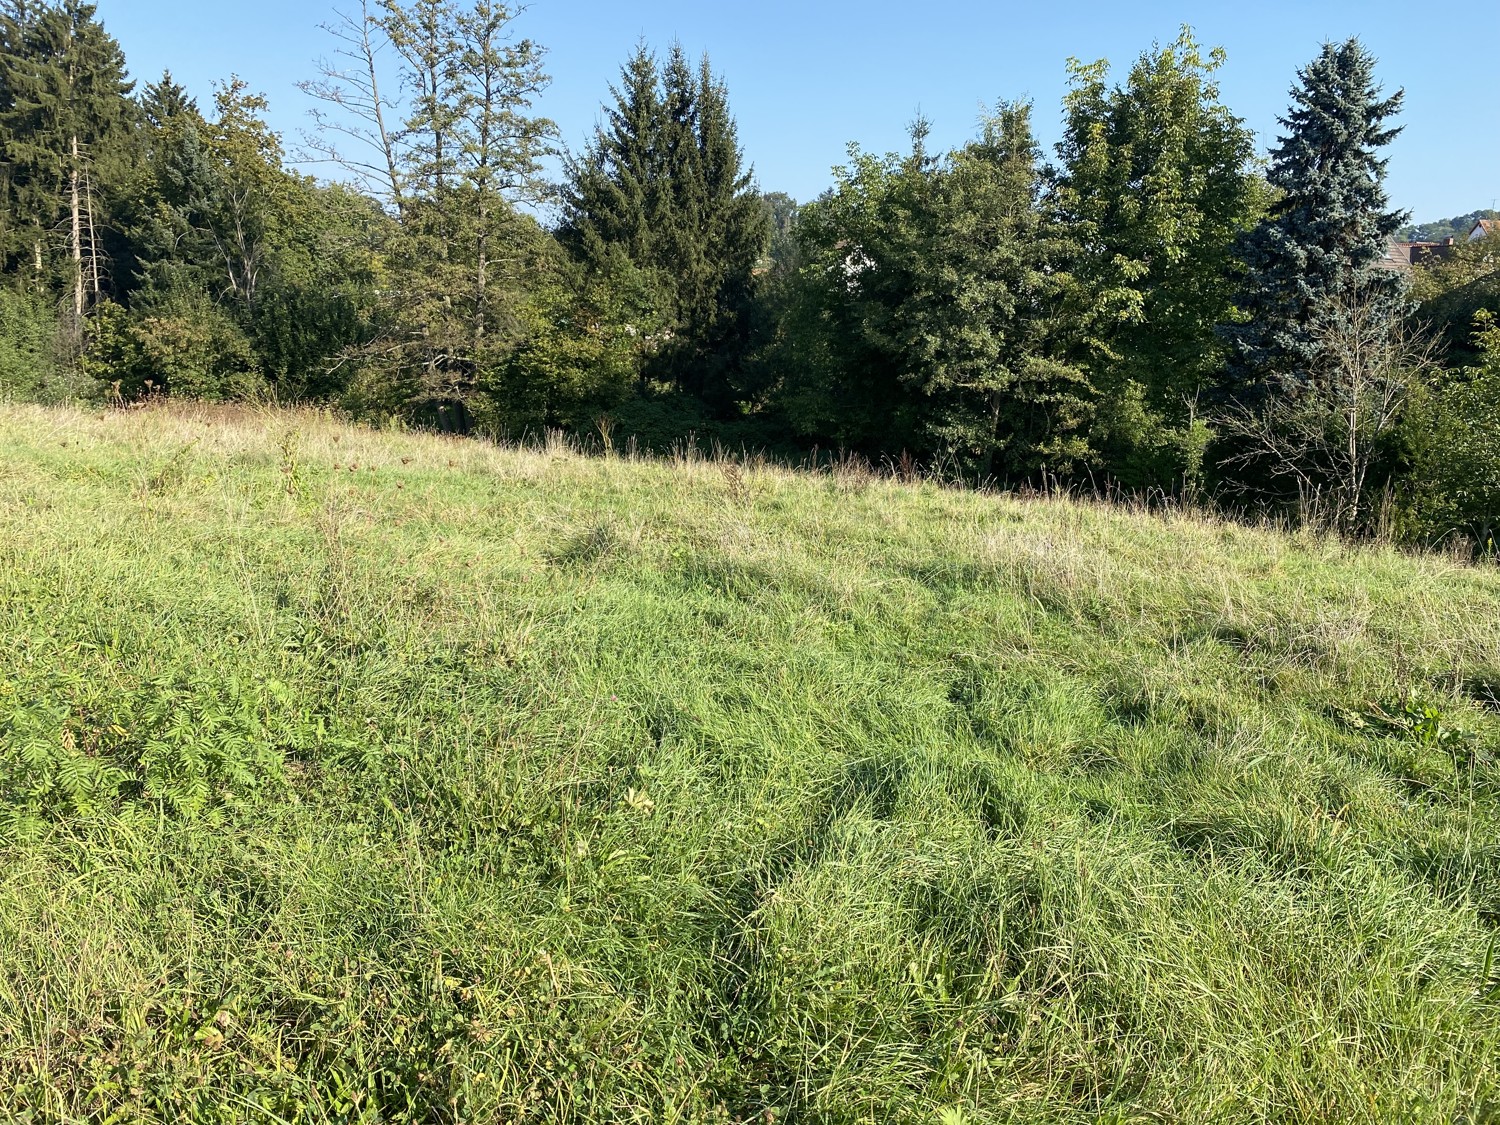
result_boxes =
[96,0,1498,222]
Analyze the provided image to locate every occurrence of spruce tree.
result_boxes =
[784,108,1094,479]
[140,69,196,128]
[1225,39,1407,399]
[560,43,767,408]
[918,102,1094,478]
[0,0,134,312]
[689,53,766,403]
[121,72,217,299]
[558,45,661,264]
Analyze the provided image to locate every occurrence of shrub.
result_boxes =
[0,287,61,401]
[85,294,262,401]
[1399,313,1500,553]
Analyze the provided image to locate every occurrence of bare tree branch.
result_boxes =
[296,1,407,214]
[1216,292,1436,535]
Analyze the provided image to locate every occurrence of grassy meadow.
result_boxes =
[0,401,1498,1123]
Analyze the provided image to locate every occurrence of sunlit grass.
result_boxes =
[1,401,1497,1122]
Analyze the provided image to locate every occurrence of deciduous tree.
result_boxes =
[1054,29,1259,485]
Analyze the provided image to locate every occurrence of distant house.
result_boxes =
[1374,216,1498,273]
[1376,237,1457,272]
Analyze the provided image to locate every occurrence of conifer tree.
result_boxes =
[302,0,553,419]
[560,43,767,408]
[122,70,216,299]
[0,0,134,316]
[558,45,660,264]
[139,69,196,128]
[785,108,1094,479]
[918,103,1094,477]
[1225,39,1407,399]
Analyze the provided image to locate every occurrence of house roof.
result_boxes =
[1470,219,1499,240]
[1377,240,1450,271]
[1376,242,1413,270]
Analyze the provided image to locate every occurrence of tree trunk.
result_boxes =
[70,134,84,322]
[361,0,404,216]
[475,193,487,345]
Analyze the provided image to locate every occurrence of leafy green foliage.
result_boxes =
[0,666,294,837]
[0,7,1494,560]
[782,112,1094,479]
[84,295,260,400]
[1397,208,1498,244]
[1054,30,1261,486]
[1411,229,1500,364]
[1400,312,1500,552]
[474,252,641,435]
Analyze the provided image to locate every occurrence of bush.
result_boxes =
[250,282,367,400]
[0,287,61,401]
[85,294,262,401]
[1094,380,1213,493]
[473,270,642,438]
[1399,313,1500,553]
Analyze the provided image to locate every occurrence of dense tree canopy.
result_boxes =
[0,5,1492,547]
[781,109,1094,479]
[1054,30,1261,486]
[559,43,767,410]
[0,0,133,317]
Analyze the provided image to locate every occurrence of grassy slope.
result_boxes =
[0,402,1497,1124]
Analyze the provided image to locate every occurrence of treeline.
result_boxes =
[1,3,1497,550]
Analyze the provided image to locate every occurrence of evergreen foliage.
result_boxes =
[560,43,767,409]
[0,0,133,311]
[784,111,1094,480]
[1224,39,1408,399]
[0,8,1491,542]
[0,285,58,397]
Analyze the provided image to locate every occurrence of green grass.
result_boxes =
[1,400,1497,1123]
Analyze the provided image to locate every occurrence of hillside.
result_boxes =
[1397,208,1499,243]
[1,402,1497,1123]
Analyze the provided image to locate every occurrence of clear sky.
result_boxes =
[94,0,1498,223]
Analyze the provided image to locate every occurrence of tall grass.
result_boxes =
[1,401,1497,1123]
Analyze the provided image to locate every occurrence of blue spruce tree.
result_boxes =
[1225,39,1407,399]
